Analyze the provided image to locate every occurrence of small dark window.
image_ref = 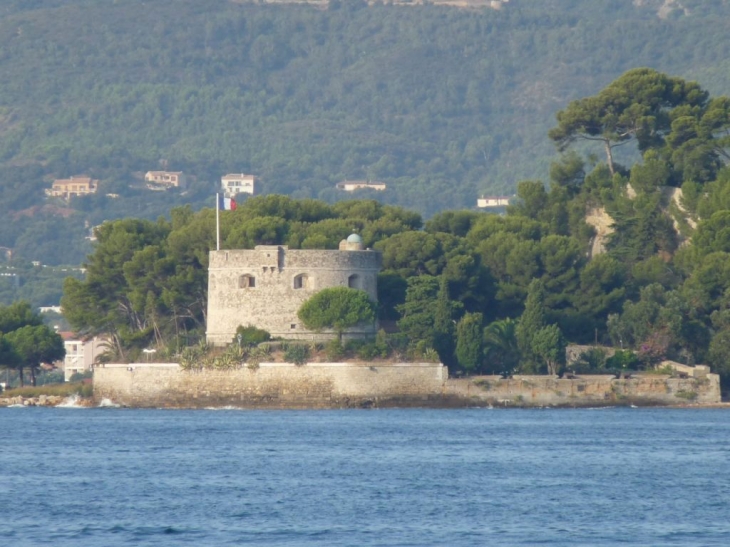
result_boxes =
[293,274,309,289]
[291,324,297,329]
[239,274,255,289]
[348,274,360,289]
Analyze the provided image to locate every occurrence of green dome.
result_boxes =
[346,233,363,244]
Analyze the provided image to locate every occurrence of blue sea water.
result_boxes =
[1,407,729,546]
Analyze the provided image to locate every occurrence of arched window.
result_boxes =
[239,274,255,289]
[293,273,310,290]
[348,274,360,289]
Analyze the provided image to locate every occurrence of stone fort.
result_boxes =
[206,235,381,346]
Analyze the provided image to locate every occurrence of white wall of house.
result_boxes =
[63,337,106,381]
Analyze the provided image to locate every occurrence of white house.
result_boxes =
[477,196,512,208]
[59,333,107,381]
[336,181,387,192]
[221,174,255,197]
[145,171,186,188]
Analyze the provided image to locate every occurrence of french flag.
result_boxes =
[218,194,237,211]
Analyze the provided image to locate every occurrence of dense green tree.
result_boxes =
[483,318,520,375]
[0,333,21,378]
[396,276,441,350]
[432,277,462,365]
[0,301,43,333]
[5,324,65,386]
[550,68,708,175]
[515,279,547,370]
[455,312,484,372]
[297,287,376,341]
[531,324,566,376]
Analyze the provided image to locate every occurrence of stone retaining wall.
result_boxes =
[447,374,722,407]
[93,363,722,408]
[94,362,447,408]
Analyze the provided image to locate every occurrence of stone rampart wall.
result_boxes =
[93,364,722,408]
[446,374,722,407]
[94,362,447,408]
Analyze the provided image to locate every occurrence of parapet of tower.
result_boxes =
[206,239,381,346]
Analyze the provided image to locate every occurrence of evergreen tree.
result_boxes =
[432,277,462,365]
[455,312,484,372]
[531,324,567,376]
[516,279,547,371]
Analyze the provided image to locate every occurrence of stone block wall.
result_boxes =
[206,246,381,345]
[94,364,722,408]
[446,374,722,407]
[94,362,447,409]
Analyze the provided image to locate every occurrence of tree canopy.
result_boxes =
[297,287,376,339]
[0,301,64,386]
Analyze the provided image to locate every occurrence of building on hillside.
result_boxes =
[206,234,381,346]
[144,171,186,188]
[335,180,387,192]
[58,332,107,381]
[221,174,255,198]
[46,176,99,199]
[477,196,512,208]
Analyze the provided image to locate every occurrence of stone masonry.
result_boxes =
[94,362,447,408]
[206,243,381,345]
[93,364,722,409]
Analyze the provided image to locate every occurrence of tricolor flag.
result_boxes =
[218,195,237,211]
[215,193,237,251]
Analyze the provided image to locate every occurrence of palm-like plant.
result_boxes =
[483,318,521,375]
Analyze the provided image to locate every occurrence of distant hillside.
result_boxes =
[1,0,730,270]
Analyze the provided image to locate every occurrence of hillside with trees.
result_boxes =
[1,0,730,281]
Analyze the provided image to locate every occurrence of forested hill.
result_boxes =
[1,0,730,271]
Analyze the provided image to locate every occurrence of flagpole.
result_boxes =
[216,192,220,251]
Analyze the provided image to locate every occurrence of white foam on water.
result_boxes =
[57,394,84,408]
[204,406,245,411]
[98,398,120,408]
[7,404,25,408]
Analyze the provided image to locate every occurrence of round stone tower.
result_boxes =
[206,239,381,346]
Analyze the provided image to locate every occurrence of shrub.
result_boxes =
[605,350,641,371]
[247,346,271,368]
[675,390,698,401]
[284,344,310,365]
[325,339,346,361]
[355,341,388,360]
[234,325,271,346]
[69,370,93,382]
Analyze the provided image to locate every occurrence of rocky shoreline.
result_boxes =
[0,395,95,407]
[1,394,728,409]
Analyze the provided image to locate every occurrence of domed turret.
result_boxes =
[339,233,364,251]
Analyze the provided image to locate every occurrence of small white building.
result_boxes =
[336,181,387,192]
[477,196,512,208]
[221,174,255,197]
[59,333,107,381]
[145,171,186,188]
